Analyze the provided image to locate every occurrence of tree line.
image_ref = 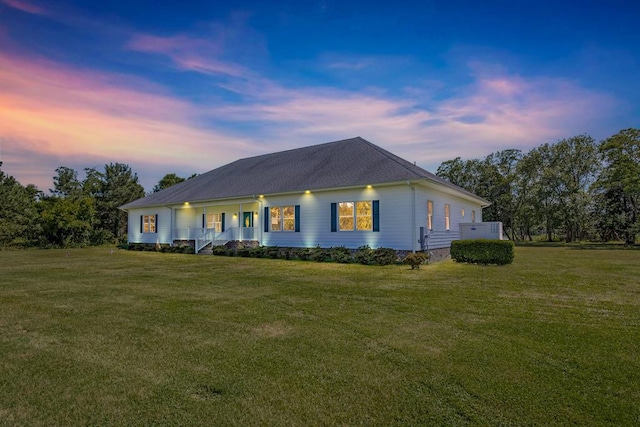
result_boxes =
[0,163,198,248]
[1,127,638,248]
[436,128,640,244]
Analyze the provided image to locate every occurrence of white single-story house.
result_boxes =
[120,137,490,256]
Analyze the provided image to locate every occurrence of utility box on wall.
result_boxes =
[459,222,504,240]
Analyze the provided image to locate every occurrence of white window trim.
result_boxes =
[270,206,295,232]
[338,201,372,231]
[143,214,156,234]
[445,204,450,231]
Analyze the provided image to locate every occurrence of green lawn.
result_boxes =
[0,247,638,426]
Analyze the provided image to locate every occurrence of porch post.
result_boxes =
[239,202,243,242]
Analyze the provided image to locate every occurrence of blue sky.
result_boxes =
[1,0,638,192]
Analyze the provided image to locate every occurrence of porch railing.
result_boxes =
[174,227,258,253]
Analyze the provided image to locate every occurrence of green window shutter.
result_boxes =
[264,207,269,232]
[372,200,379,232]
[221,213,225,232]
[155,214,158,233]
[294,205,300,232]
[140,215,143,233]
[331,203,337,232]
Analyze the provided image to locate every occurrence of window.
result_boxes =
[332,201,379,232]
[445,204,450,231]
[270,207,282,231]
[461,208,465,218]
[356,201,372,230]
[338,201,373,231]
[206,213,223,232]
[142,214,156,233]
[338,202,354,231]
[283,206,295,231]
[268,205,299,232]
[427,200,433,230]
[472,210,476,223]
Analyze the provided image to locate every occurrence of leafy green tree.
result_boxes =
[153,173,186,193]
[437,150,522,240]
[38,194,96,247]
[0,163,39,247]
[84,163,145,241]
[550,135,600,242]
[592,128,640,244]
[481,149,522,239]
[51,166,82,197]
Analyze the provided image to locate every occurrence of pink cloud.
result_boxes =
[0,0,45,15]
[127,33,250,78]
[0,51,255,190]
[204,71,618,168]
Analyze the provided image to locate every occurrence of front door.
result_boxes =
[243,212,253,228]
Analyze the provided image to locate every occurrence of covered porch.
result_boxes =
[171,199,261,252]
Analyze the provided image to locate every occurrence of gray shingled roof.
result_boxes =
[121,137,488,209]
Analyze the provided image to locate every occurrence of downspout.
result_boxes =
[167,206,174,246]
[254,195,263,244]
[408,181,416,253]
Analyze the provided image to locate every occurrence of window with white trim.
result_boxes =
[427,200,433,230]
[142,215,156,233]
[338,201,372,231]
[270,207,282,231]
[206,213,222,232]
[270,206,296,232]
[283,206,295,231]
[472,210,476,223]
[445,204,450,231]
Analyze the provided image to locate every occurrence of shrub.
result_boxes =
[267,246,281,259]
[159,244,193,254]
[354,245,375,265]
[451,239,514,265]
[310,245,331,262]
[330,246,353,263]
[403,252,429,269]
[295,248,313,261]
[211,245,230,256]
[372,247,398,266]
[89,229,115,246]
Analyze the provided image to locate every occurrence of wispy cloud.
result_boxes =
[1,6,622,193]
[201,69,617,167]
[0,51,255,190]
[0,0,45,15]
[127,33,250,78]
[1,36,618,192]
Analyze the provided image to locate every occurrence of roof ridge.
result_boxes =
[235,137,362,162]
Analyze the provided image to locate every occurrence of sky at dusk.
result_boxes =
[1,0,638,192]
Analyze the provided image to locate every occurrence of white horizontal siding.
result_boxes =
[261,185,415,250]
[127,207,172,244]
[127,182,485,251]
[415,186,484,249]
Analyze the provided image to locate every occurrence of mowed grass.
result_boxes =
[0,247,639,426]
